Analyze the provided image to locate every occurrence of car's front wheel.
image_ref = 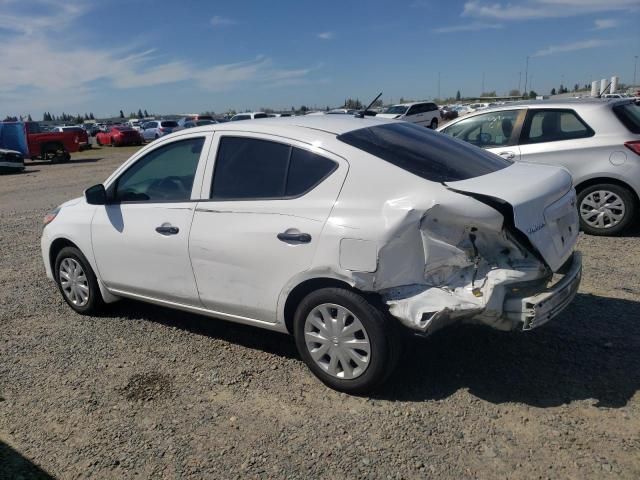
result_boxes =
[54,246,104,314]
[430,118,438,129]
[293,288,399,394]
[577,183,636,236]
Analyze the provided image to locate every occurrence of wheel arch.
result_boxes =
[282,277,358,334]
[575,177,639,206]
[49,237,80,273]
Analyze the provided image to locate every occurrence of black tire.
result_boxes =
[54,246,104,315]
[293,287,400,394]
[577,183,636,236]
[430,118,438,129]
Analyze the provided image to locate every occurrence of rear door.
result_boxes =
[516,109,599,175]
[189,132,348,322]
[440,109,525,161]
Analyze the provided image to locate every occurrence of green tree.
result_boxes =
[551,88,556,95]
[480,91,496,97]
[119,110,125,118]
[143,110,149,117]
[137,109,143,118]
[89,113,95,120]
[528,90,538,99]
[455,90,461,101]
[574,84,579,92]
[27,114,33,121]
[508,89,521,96]
[299,105,309,113]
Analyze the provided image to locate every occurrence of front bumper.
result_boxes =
[504,251,582,331]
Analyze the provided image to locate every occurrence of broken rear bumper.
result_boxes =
[504,251,582,331]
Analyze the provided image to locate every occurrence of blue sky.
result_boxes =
[0,0,638,118]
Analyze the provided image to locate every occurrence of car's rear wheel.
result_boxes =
[577,183,636,236]
[430,118,438,129]
[293,288,400,394]
[54,246,104,314]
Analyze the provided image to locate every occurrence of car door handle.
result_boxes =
[155,225,179,235]
[498,151,516,160]
[277,232,312,243]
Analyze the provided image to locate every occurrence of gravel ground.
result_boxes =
[1,146,639,479]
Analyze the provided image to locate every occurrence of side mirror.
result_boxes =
[85,184,107,205]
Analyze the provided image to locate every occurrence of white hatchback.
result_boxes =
[41,117,582,393]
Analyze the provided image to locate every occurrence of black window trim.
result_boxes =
[519,108,595,145]
[107,136,207,205]
[208,135,338,202]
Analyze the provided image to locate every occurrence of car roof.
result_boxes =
[477,98,631,111]
[392,102,430,107]
[168,115,395,138]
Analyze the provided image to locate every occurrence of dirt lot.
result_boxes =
[1,146,639,479]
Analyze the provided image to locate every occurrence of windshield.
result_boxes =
[196,120,215,126]
[161,121,178,127]
[253,113,268,119]
[383,105,409,115]
[337,122,511,183]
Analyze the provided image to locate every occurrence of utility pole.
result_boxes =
[437,71,441,101]
[523,56,529,94]
[518,71,522,93]
[634,55,638,87]
[481,72,485,95]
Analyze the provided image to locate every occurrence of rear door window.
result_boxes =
[521,109,594,144]
[337,122,510,183]
[161,121,178,128]
[211,137,336,199]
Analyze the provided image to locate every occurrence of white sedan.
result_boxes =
[41,116,582,393]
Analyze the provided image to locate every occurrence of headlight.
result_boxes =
[43,207,61,226]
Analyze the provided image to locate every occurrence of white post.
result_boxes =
[591,81,598,97]
[600,79,607,95]
[610,76,618,94]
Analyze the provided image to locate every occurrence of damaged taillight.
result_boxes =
[624,141,640,156]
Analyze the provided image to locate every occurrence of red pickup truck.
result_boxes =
[25,122,87,163]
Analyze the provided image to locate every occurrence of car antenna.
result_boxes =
[597,81,613,98]
[356,92,382,118]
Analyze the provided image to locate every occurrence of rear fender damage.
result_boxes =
[349,196,549,335]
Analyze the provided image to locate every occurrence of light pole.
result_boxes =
[481,71,485,96]
[634,55,638,87]
[518,71,522,94]
[438,71,441,101]
[523,56,529,95]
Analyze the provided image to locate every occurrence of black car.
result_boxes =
[0,148,25,173]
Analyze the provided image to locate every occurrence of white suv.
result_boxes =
[41,117,581,393]
[376,102,440,129]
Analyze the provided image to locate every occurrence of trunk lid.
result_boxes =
[445,162,578,271]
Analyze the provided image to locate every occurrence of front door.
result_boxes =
[189,133,347,322]
[440,109,525,161]
[91,135,209,304]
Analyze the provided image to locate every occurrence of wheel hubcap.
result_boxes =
[59,258,89,307]
[580,190,625,229]
[304,303,371,380]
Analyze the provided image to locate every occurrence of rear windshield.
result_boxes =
[253,113,268,119]
[613,101,640,134]
[161,121,178,127]
[337,122,511,183]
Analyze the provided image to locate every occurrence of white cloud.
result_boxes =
[210,15,237,27]
[463,0,637,20]
[433,23,503,33]
[316,31,335,40]
[532,38,612,57]
[0,2,316,115]
[594,18,618,30]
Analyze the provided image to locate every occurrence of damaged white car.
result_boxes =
[41,117,582,393]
